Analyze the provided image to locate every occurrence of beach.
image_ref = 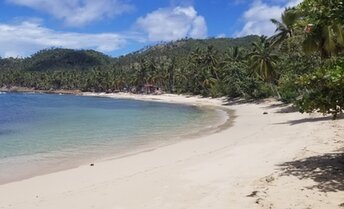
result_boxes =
[0,93,343,209]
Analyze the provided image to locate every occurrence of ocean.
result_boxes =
[0,92,227,183]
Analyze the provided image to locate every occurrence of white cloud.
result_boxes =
[235,0,303,37]
[7,0,133,26]
[0,5,208,57]
[285,0,303,7]
[136,6,207,42]
[0,21,128,57]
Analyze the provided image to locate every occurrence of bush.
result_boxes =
[209,81,226,98]
[249,81,273,99]
[294,58,344,119]
[278,74,299,103]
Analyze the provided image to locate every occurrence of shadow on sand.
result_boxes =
[222,98,255,106]
[279,152,344,192]
[223,98,299,114]
[274,116,340,126]
[262,102,300,114]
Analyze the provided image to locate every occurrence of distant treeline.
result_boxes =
[0,36,268,98]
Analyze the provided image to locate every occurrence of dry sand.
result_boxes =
[0,93,343,209]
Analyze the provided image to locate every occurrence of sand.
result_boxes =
[0,93,343,209]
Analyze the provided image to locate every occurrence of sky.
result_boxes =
[0,0,303,58]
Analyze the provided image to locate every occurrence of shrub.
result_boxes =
[294,58,344,119]
[278,74,299,103]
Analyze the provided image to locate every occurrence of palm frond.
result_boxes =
[333,24,344,46]
[322,25,337,54]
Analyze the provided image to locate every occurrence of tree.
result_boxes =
[303,25,344,58]
[295,58,344,119]
[248,36,279,83]
[270,8,300,47]
[227,46,247,62]
[300,0,344,58]
[248,36,280,98]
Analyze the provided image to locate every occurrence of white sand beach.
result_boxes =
[0,93,343,209]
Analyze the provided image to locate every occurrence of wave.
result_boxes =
[0,92,6,95]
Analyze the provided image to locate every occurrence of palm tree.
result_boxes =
[226,46,246,61]
[270,8,300,47]
[302,23,344,58]
[203,46,220,80]
[248,36,279,83]
[248,36,280,97]
[298,0,344,58]
[167,57,176,93]
[187,48,204,94]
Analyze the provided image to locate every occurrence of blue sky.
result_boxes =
[0,0,302,58]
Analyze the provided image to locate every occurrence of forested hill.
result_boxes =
[27,49,113,71]
[0,48,113,72]
[115,35,260,67]
[0,35,260,72]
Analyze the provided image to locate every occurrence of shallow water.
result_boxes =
[0,93,227,183]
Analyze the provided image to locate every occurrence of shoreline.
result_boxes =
[0,93,343,208]
[0,86,82,95]
[0,92,233,185]
[82,92,237,137]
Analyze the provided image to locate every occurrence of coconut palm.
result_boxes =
[248,36,281,97]
[226,46,245,61]
[298,0,344,58]
[302,23,344,58]
[248,36,279,83]
[270,8,300,47]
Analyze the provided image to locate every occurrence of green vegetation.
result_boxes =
[0,0,343,118]
[295,58,344,119]
[0,36,264,98]
[26,48,113,71]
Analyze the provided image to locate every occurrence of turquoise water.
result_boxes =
[0,92,226,183]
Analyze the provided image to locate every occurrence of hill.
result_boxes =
[0,35,259,72]
[24,48,113,71]
[115,35,260,67]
